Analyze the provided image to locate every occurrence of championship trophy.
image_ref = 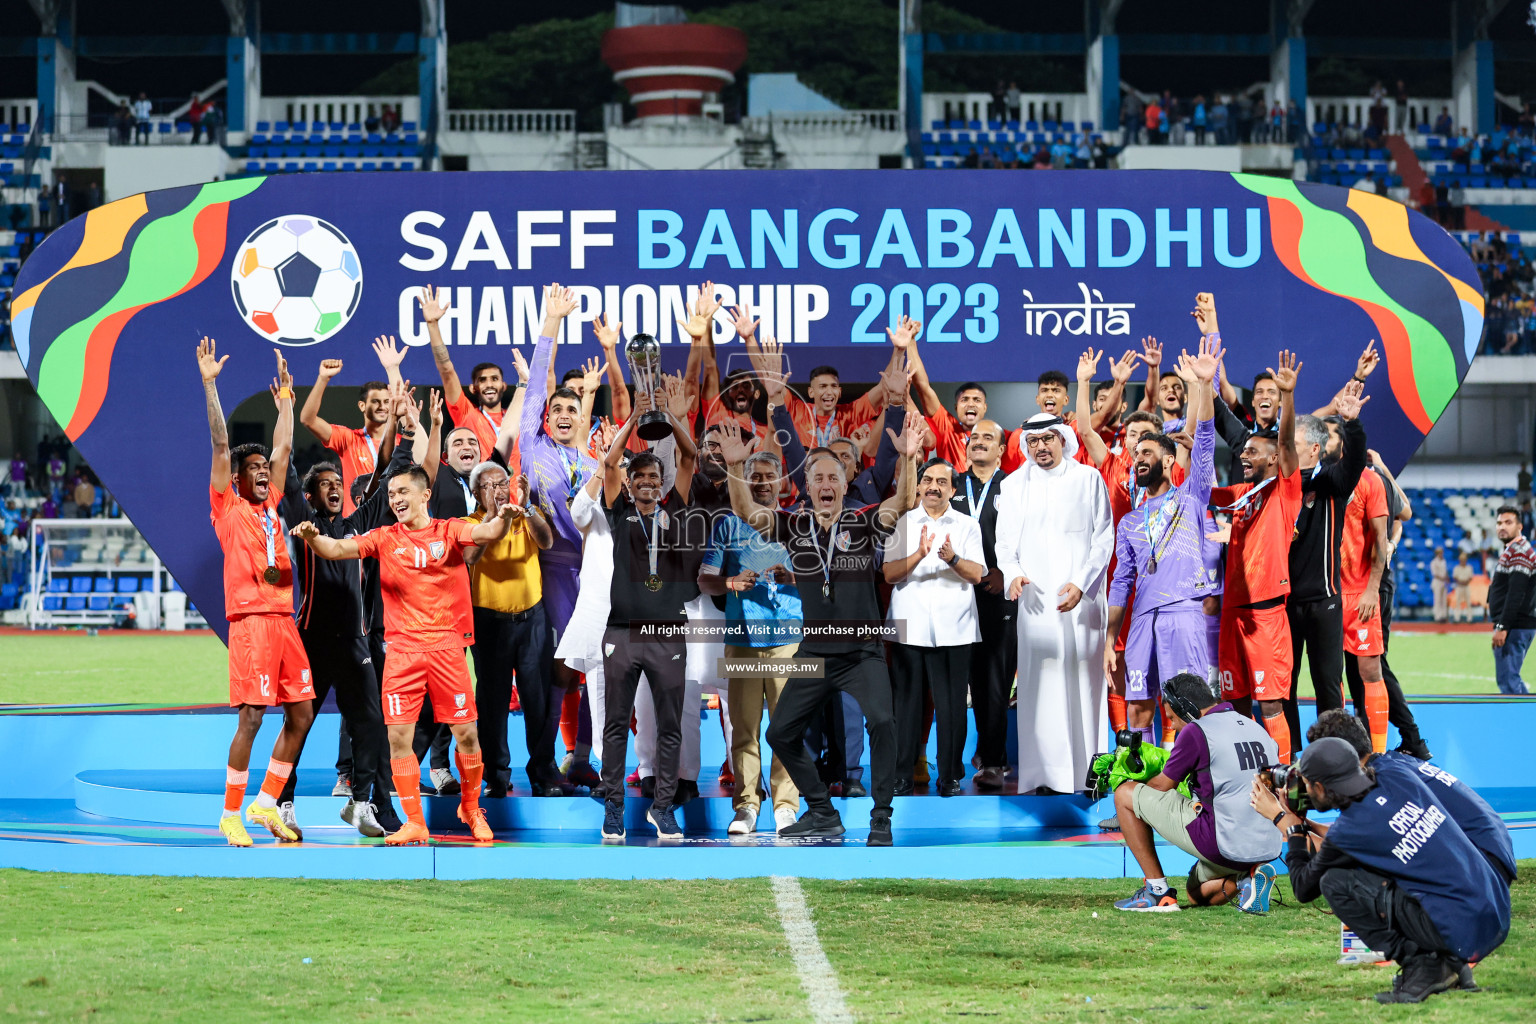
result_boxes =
[625,332,673,441]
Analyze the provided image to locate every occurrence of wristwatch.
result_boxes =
[1286,823,1311,840]
[945,550,960,567]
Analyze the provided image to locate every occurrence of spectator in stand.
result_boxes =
[203,102,224,144]
[1431,547,1450,623]
[1393,80,1409,135]
[1121,93,1143,143]
[990,80,1008,122]
[132,93,152,144]
[1286,100,1302,144]
[1489,506,1535,695]
[1434,107,1454,136]
[45,452,65,500]
[1211,97,1230,145]
[1144,97,1163,146]
[381,105,400,134]
[5,453,26,498]
[1006,81,1021,122]
[71,472,96,518]
[186,93,206,143]
[1191,95,1207,145]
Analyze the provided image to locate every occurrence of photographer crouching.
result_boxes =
[1249,736,1511,1004]
[1111,673,1282,912]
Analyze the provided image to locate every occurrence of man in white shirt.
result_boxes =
[884,458,987,796]
[132,93,152,144]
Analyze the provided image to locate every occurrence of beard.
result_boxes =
[1136,462,1165,490]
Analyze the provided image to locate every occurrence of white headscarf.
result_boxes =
[1019,413,1079,467]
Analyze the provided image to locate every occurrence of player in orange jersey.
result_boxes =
[198,338,316,847]
[1338,448,1392,752]
[1208,350,1304,761]
[292,464,526,845]
[298,358,391,515]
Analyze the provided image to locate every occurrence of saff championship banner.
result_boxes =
[12,170,1482,634]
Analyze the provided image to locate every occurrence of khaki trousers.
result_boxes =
[724,643,800,814]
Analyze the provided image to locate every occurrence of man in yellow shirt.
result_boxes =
[463,461,560,796]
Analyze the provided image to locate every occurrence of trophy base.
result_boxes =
[636,412,673,442]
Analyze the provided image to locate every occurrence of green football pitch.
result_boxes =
[0,627,1515,706]
[1,867,1530,1023]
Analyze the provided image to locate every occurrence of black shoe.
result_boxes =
[530,775,574,797]
[674,779,700,805]
[485,786,509,800]
[939,780,962,797]
[1454,961,1479,992]
[843,778,867,798]
[646,804,683,839]
[1395,736,1434,761]
[639,776,656,799]
[867,812,893,847]
[372,802,403,835]
[893,780,915,797]
[779,808,845,837]
[601,801,625,840]
[567,760,602,789]
[1376,954,1458,1004]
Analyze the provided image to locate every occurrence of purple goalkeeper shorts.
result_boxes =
[1123,604,1215,701]
[540,553,582,637]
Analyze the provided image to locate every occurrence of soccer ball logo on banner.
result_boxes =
[230,215,363,345]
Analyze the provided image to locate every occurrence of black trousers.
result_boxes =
[1285,595,1344,755]
[805,691,865,784]
[600,626,686,811]
[970,595,1017,769]
[280,631,392,806]
[1343,580,1424,747]
[1320,866,1453,964]
[890,642,970,786]
[767,646,897,813]
[471,604,556,791]
[336,628,387,778]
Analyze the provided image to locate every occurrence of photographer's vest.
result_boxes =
[1325,768,1510,962]
[1186,711,1282,865]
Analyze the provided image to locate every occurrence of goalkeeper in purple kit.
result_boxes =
[1106,335,1223,746]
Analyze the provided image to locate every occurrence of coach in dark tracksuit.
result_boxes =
[279,439,417,835]
[1282,412,1366,756]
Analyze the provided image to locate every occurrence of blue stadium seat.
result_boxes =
[93,578,114,593]
[380,161,395,171]
[302,161,319,172]
[402,121,417,132]
[116,577,139,593]
[88,595,111,611]
[361,161,377,171]
[70,577,92,594]
[322,161,338,171]
[65,596,86,611]
[275,120,289,132]
[42,595,62,611]
[244,161,259,173]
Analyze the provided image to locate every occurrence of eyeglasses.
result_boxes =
[1024,434,1058,448]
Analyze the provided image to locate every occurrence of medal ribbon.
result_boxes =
[258,506,277,573]
[814,411,837,448]
[637,505,661,582]
[813,517,841,596]
[1209,475,1276,516]
[964,473,994,518]
[1141,493,1180,570]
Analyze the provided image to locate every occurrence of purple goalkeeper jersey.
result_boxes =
[1108,415,1219,614]
[521,333,599,559]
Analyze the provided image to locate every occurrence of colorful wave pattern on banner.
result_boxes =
[12,178,264,441]
[1232,173,1482,436]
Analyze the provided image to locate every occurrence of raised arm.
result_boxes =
[886,315,939,416]
[1312,340,1379,417]
[299,358,341,444]
[372,334,408,388]
[877,411,923,526]
[525,283,578,445]
[291,519,360,560]
[467,502,521,545]
[602,406,640,507]
[197,336,231,493]
[576,356,607,442]
[1370,449,1412,522]
[420,388,443,485]
[1191,292,1239,408]
[718,420,775,539]
[517,473,555,550]
[268,349,295,493]
[593,313,631,425]
[680,281,721,417]
[497,349,530,465]
[1075,348,1109,468]
[1091,348,1137,434]
[418,285,463,403]
[1135,336,1162,413]
[663,372,698,500]
[1272,350,1301,478]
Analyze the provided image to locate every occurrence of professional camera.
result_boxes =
[1260,763,1311,813]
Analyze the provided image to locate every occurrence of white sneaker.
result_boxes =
[429,767,460,796]
[774,807,798,833]
[351,801,387,838]
[278,801,303,842]
[727,808,756,834]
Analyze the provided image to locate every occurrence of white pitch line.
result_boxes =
[771,875,855,1024]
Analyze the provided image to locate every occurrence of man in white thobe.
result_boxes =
[996,413,1114,795]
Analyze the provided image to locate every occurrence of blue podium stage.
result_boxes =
[2,697,1533,880]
